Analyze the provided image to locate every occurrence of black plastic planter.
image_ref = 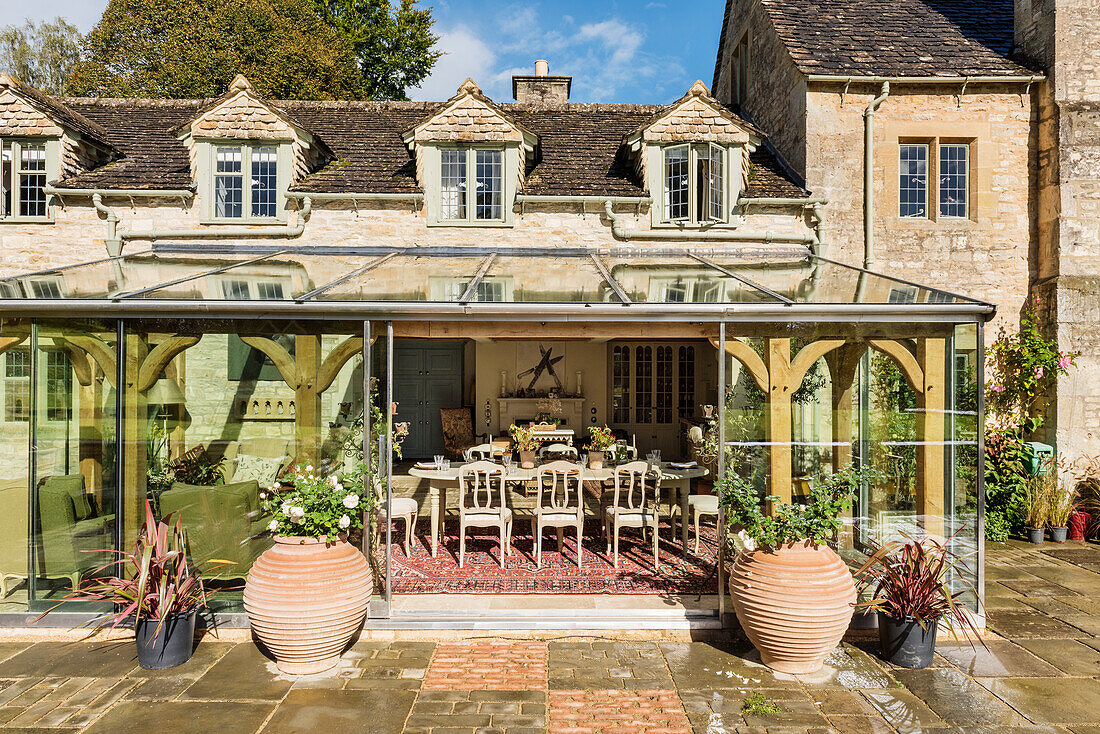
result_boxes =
[1026,527,1045,544]
[135,611,197,670]
[1050,526,1068,543]
[878,613,938,669]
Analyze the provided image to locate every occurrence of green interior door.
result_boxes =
[392,341,464,459]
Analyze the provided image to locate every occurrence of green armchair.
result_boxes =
[35,474,114,591]
[158,479,273,580]
[0,480,28,598]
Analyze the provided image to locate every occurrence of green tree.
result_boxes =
[0,18,82,95]
[314,0,440,100]
[67,0,367,100]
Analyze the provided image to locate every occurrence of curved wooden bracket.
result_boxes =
[709,337,769,392]
[869,339,924,392]
[137,335,201,392]
[60,335,117,389]
[0,335,27,357]
[316,337,364,394]
[57,344,94,386]
[240,336,300,389]
[789,339,848,388]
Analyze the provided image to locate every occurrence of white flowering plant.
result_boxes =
[259,463,374,539]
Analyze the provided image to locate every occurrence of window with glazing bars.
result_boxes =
[438,148,504,222]
[214,144,280,220]
[678,346,695,418]
[612,346,630,424]
[899,144,928,218]
[656,346,674,423]
[1,140,48,219]
[663,144,727,224]
[4,348,29,423]
[939,144,968,218]
[635,346,653,424]
[45,350,71,421]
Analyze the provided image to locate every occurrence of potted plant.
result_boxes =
[585,425,615,469]
[1048,484,1075,543]
[718,465,871,674]
[1022,471,1052,543]
[245,463,375,675]
[40,500,223,670]
[509,424,539,468]
[855,534,983,669]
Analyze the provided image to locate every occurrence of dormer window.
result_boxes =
[440,147,504,222]
[663,143,727,224]
[212,143,281,221]
[1,139,52,221]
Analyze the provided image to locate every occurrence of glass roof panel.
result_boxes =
[0,252,263,300]
[704,254,970,305]
[602,255,782,303]
[313,253,496,302]
[478,255,618,303]
[128,252,366,300]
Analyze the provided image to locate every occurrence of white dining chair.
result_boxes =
[688,494,720,554]
[531,460,585,569]
[538,442,578,460]
[464,443,505,461]
[372,477,418,556]
[603,461,661,570]
[457,460,512,568]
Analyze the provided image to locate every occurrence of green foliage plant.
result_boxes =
[742,692,782,716]
[261,463,373,538]
[68,0,367,99]
[313,0,440,100]
[0,18,82,94]
[585,425,616,453]
[718,464,875,549]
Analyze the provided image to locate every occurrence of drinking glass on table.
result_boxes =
[433,454,444,468]
[502,454,513,471]
[440,458,451,471]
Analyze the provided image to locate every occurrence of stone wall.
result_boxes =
[803,85,1035,337]
[712,0,808,177]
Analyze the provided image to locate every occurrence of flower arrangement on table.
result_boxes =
[508,423,540,453]
[260,464,374,539]
[585,425,616,453]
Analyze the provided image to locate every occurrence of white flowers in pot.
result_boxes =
[260,464,374,540]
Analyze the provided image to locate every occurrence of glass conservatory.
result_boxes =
[0,245,988,628]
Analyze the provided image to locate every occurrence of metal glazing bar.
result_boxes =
[589,254,631,304]
[812,254,989,306]
[0,249,155,284]
[295,252,399,302]
[689,253,794,304]
[458,254,498,303]
[114,249,291,300]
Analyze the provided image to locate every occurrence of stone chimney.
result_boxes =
[512,60,572,105]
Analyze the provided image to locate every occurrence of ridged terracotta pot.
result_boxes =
[729,540,856,674]
[244,536,372,675]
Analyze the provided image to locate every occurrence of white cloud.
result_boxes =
[408,24,497,101]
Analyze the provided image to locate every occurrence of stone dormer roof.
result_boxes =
[402,78,538,151]
[0,73,113,150]
[46,91,804,198]
[716,0,1035,82]
[625,80,761,146]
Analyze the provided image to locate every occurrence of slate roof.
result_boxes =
[54,97,806,199]
[717,0,1035,82]
[3,78,113,150]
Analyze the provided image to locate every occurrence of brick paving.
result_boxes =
[0,540,1096,732]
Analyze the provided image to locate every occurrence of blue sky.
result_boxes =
[3,0,726,103]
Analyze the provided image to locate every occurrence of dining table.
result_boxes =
[408,461,709,557]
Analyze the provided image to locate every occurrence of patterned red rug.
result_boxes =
[384,518,720,595]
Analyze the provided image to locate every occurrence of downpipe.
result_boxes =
[116,197,313,249]
[863,82,890,270]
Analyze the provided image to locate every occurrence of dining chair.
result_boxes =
[531,460,585,568]
[457,460,512,568]
[688,494,720,554]
[538,442,578,461]
[371,477,418,557]
[603,460,661,570]
[463,443,505,462]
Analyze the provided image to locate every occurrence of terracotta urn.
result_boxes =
[244,536,372,675]
[728,540,856,674]
[519,450,537,469]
